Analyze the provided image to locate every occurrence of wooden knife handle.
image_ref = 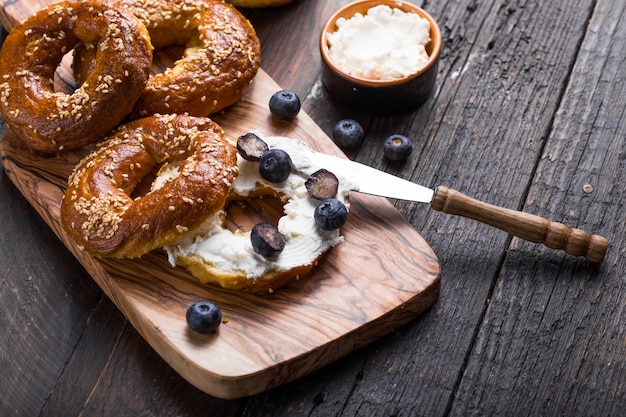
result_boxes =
[430,186,608,263]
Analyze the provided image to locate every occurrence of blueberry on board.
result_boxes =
[258,148,293,183]
[305,169,339,200]
[237,132,269,161]
[269,90,301,120]
[332,119,365,148]
[186,301,222,334]
[383,134,414,161]
[251,222,286,257]
[314,198,348,231]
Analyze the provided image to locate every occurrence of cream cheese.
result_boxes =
[327,5,431,80]
[163,133,352,279]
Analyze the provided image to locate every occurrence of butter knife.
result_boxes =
[306,150,608,263]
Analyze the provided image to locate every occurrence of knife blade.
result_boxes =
[305,149,608,263]
[308,150,435,202]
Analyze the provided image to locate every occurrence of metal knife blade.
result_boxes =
[306,150,434,203]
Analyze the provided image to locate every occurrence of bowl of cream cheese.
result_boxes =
[320,0,442,114]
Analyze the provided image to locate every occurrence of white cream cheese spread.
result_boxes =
[162,133,352,279]
[327,5,431,80]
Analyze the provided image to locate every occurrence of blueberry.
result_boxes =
[186,301,222,334]
[332,119,365,148]
[258,148,293,183]
[383,134,413,161]
[251,222,286,257]
[305,169,339,200]
[314,198,348,231]
[237,132,268,162]
[269,90,301,120]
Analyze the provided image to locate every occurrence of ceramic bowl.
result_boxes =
[319,0,442,114]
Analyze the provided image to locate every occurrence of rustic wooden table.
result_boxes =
[1,0,625,416]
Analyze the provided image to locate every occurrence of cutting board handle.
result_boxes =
[431,186,608,263]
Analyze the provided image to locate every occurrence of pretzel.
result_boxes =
[61,114,238,259]
[0,0,153,153]
[165,133,351,293]
[72,0,261,119]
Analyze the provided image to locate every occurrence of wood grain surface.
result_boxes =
[2,0,625,416]
[0,0,440,400]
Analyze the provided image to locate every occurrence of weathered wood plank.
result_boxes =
[39,299,126,417]
[77,318,243,417]
[452,0,626,414]
[0,132,103,416]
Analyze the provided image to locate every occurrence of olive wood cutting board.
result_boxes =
[0,1,440,399]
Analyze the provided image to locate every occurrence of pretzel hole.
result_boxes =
[149,29,199,76]
[224,196,285,234]
[151,45,186,76]
[129,166,160,200]
[54,49,80,93]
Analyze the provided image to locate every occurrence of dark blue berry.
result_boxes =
[269,90,301,120]
[237,133,268,162]
[251,222,286,257]
[332,119,365,148]
[186,301,222,334]
[258,148,293,183]
[314,198,348,231]
[383,134,413,161]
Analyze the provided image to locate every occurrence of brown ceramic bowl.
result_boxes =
[320,0,442,114]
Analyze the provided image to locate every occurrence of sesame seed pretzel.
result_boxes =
[72,0,261,119]
[0,1,153,153]
[61,114,239,259]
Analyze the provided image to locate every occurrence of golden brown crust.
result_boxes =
[175,253,318,294]
[0,1,153,153]
[73,0,261,119]
[61,114,238,259]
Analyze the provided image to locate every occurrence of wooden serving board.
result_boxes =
[0,1,440,399]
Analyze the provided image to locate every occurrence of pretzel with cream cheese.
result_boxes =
[164,133,351,293]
